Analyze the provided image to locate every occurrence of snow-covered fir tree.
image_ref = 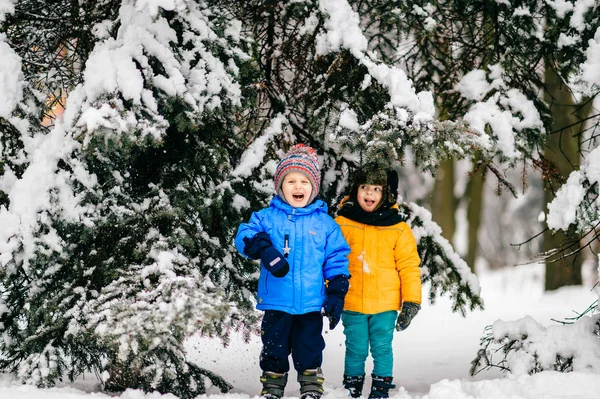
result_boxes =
[0,1,259,397]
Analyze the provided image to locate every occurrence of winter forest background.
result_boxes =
[0,0,599,398]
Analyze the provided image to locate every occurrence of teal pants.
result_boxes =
[341,310,397,377]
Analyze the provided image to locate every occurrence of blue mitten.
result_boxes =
[322,274,349,329]
[243,232,289,278]
[396,302,420,331]
[259,245,289,278]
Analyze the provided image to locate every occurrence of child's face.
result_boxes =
[357,184,383,212]
[281,171,313,208]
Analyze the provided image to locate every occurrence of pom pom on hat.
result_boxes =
[274,144,320,204]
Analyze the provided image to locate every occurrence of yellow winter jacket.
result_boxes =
[335,206,422,314]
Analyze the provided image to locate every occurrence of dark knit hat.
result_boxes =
[274,144,320,203]
[352,164,388,187]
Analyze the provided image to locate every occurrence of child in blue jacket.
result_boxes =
[235,144,350,399]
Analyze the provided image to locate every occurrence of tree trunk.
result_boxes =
[431,159,456,242]
[466,162,484,273]
[543,66,583,291]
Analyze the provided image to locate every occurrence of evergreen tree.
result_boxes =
[1,1,259,397]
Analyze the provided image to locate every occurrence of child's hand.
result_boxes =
[396,302,420,331]
[259,245,289,277]
[322,275,349,329]
[322,295,344,329]
[243,232,289,277]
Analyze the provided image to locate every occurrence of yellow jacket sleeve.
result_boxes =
[395,222,422,305]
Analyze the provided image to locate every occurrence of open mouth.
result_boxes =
[292,193,305,201]
[364,199,375,206]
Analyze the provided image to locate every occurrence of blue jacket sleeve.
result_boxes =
[322,219,350,280]
[234,211,265,259]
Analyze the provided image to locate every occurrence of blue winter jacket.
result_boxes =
[235,196,350,314]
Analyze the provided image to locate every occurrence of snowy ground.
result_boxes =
[1,262,599,398]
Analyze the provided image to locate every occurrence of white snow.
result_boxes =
[0,0,14,21]
[0,35,24,118]
[231,114,288,178]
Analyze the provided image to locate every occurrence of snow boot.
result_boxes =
[298,368,325,399]
[368,375,395,399]
[260,371,288,399]
[343,374,365,398]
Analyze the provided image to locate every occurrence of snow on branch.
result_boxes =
[231,114,288,179]
[571,27,600,96]
[472,313,600,376]
[317,0,435,118]
[0,0,15,22]
[472,263,600,377]
[403,202,484,315]
[316,0,368,57]
[0,37,23,119]
[456,64,544,163]
[66,0,245,143]
[0,122,91,272]
[330,103,482,175]
[547,146,600,233]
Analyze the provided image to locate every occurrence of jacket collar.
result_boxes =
[270,195,327,215]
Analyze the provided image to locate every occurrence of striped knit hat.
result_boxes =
[274,144,320,204]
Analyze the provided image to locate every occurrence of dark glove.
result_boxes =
[322,274,349,330]
[396,302,420,331]
[243,232,289,278]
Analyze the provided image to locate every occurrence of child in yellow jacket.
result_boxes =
[335,164,422,399]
